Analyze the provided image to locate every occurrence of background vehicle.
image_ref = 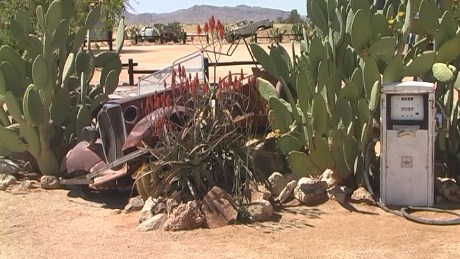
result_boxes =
[225,19,272,43]
[139,26,161,42]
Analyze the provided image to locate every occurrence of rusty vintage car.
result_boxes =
[59,53,207,190]
[59,52,268,191]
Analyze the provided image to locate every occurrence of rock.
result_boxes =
[165,191,182,215]
[268,172,287,196]
[124,196,145,212]
[0,174,17,190]
[247,199,274,222]
[19,180,33,191]
[327,186,347,204]
[293,177,328,205]
[163,201,205,231]
[276,180,297,204]
[202,186,238,229]
[138,213,168,232]
[40,175,60,190]
[245,181,271,204]
[0,159,20,175]
[351,187,375,204]
[139,197,159,223]
[320,169,343,188]
[435,178,460,203]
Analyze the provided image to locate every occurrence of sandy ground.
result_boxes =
[1,41,460,258]
[1,186,459,258]
[115,40,298,85]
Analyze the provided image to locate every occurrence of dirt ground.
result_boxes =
[1,185,459,258]
[1,41,460,258]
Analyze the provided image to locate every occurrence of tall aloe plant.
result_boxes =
[0,0,125,176]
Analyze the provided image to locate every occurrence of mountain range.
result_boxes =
[124,5,293,25]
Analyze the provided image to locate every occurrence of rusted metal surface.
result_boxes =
[64,141,105,174]
[123,106,186,150]
[92,163,129,186]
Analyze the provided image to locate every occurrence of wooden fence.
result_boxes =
[123,58,259,86]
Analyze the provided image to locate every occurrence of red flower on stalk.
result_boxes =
[196,24,202,35]
[209,16,216,31]
[217,20,225,39]
[203,22,209,33]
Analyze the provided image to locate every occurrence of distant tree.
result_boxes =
[276,16,284,23]
[286,9,302,23]
[0,0,130,50]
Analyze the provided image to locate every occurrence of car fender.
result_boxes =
[123,105,186,150]
[62,140,106,175]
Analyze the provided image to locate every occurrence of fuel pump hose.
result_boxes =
[363,138,460,225]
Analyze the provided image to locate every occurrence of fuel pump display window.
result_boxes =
[386,94,429,130]
[390,95,424,120]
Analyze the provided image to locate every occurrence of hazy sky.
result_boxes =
[129,0,307,15]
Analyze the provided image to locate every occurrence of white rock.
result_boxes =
[247,199,274,222]
[124,196,145,212]
[0,174,17,190]
[139,197,158,223]
[294,177,328,205]
[268,172,287,196]
[137,213,168,232]
[40,175,60,190]
[276,180,297,204]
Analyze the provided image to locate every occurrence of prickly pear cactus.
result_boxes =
[0,0,126,176]
[253,0,460,181]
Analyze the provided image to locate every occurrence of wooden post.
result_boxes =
[128,59,134,86]
[254,33,257,43]
[108,30,113,51]
[203,57,209,80]
[183,32,187,44]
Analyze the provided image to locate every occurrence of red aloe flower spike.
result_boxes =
[182,66,186,78]
[209,16,216,31]
[161,93,167,108]
[204,22,209,33]
[185,78,190,92]
[234,76,238,90]
[228,71,232,85]
[171,80,176,95]
[153,91,159,109]
[240,68,244,81]
[191,83,197,99]
[177,64,181,77]
[163,80,167,90]
[219,26,225,39]
[238,80,243,91]
[224,78,230,90]
[203,82,209,94]
[218,77,223,89]
[196,24,202,35]
[147,95,153,113]
[166,95,172,107]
